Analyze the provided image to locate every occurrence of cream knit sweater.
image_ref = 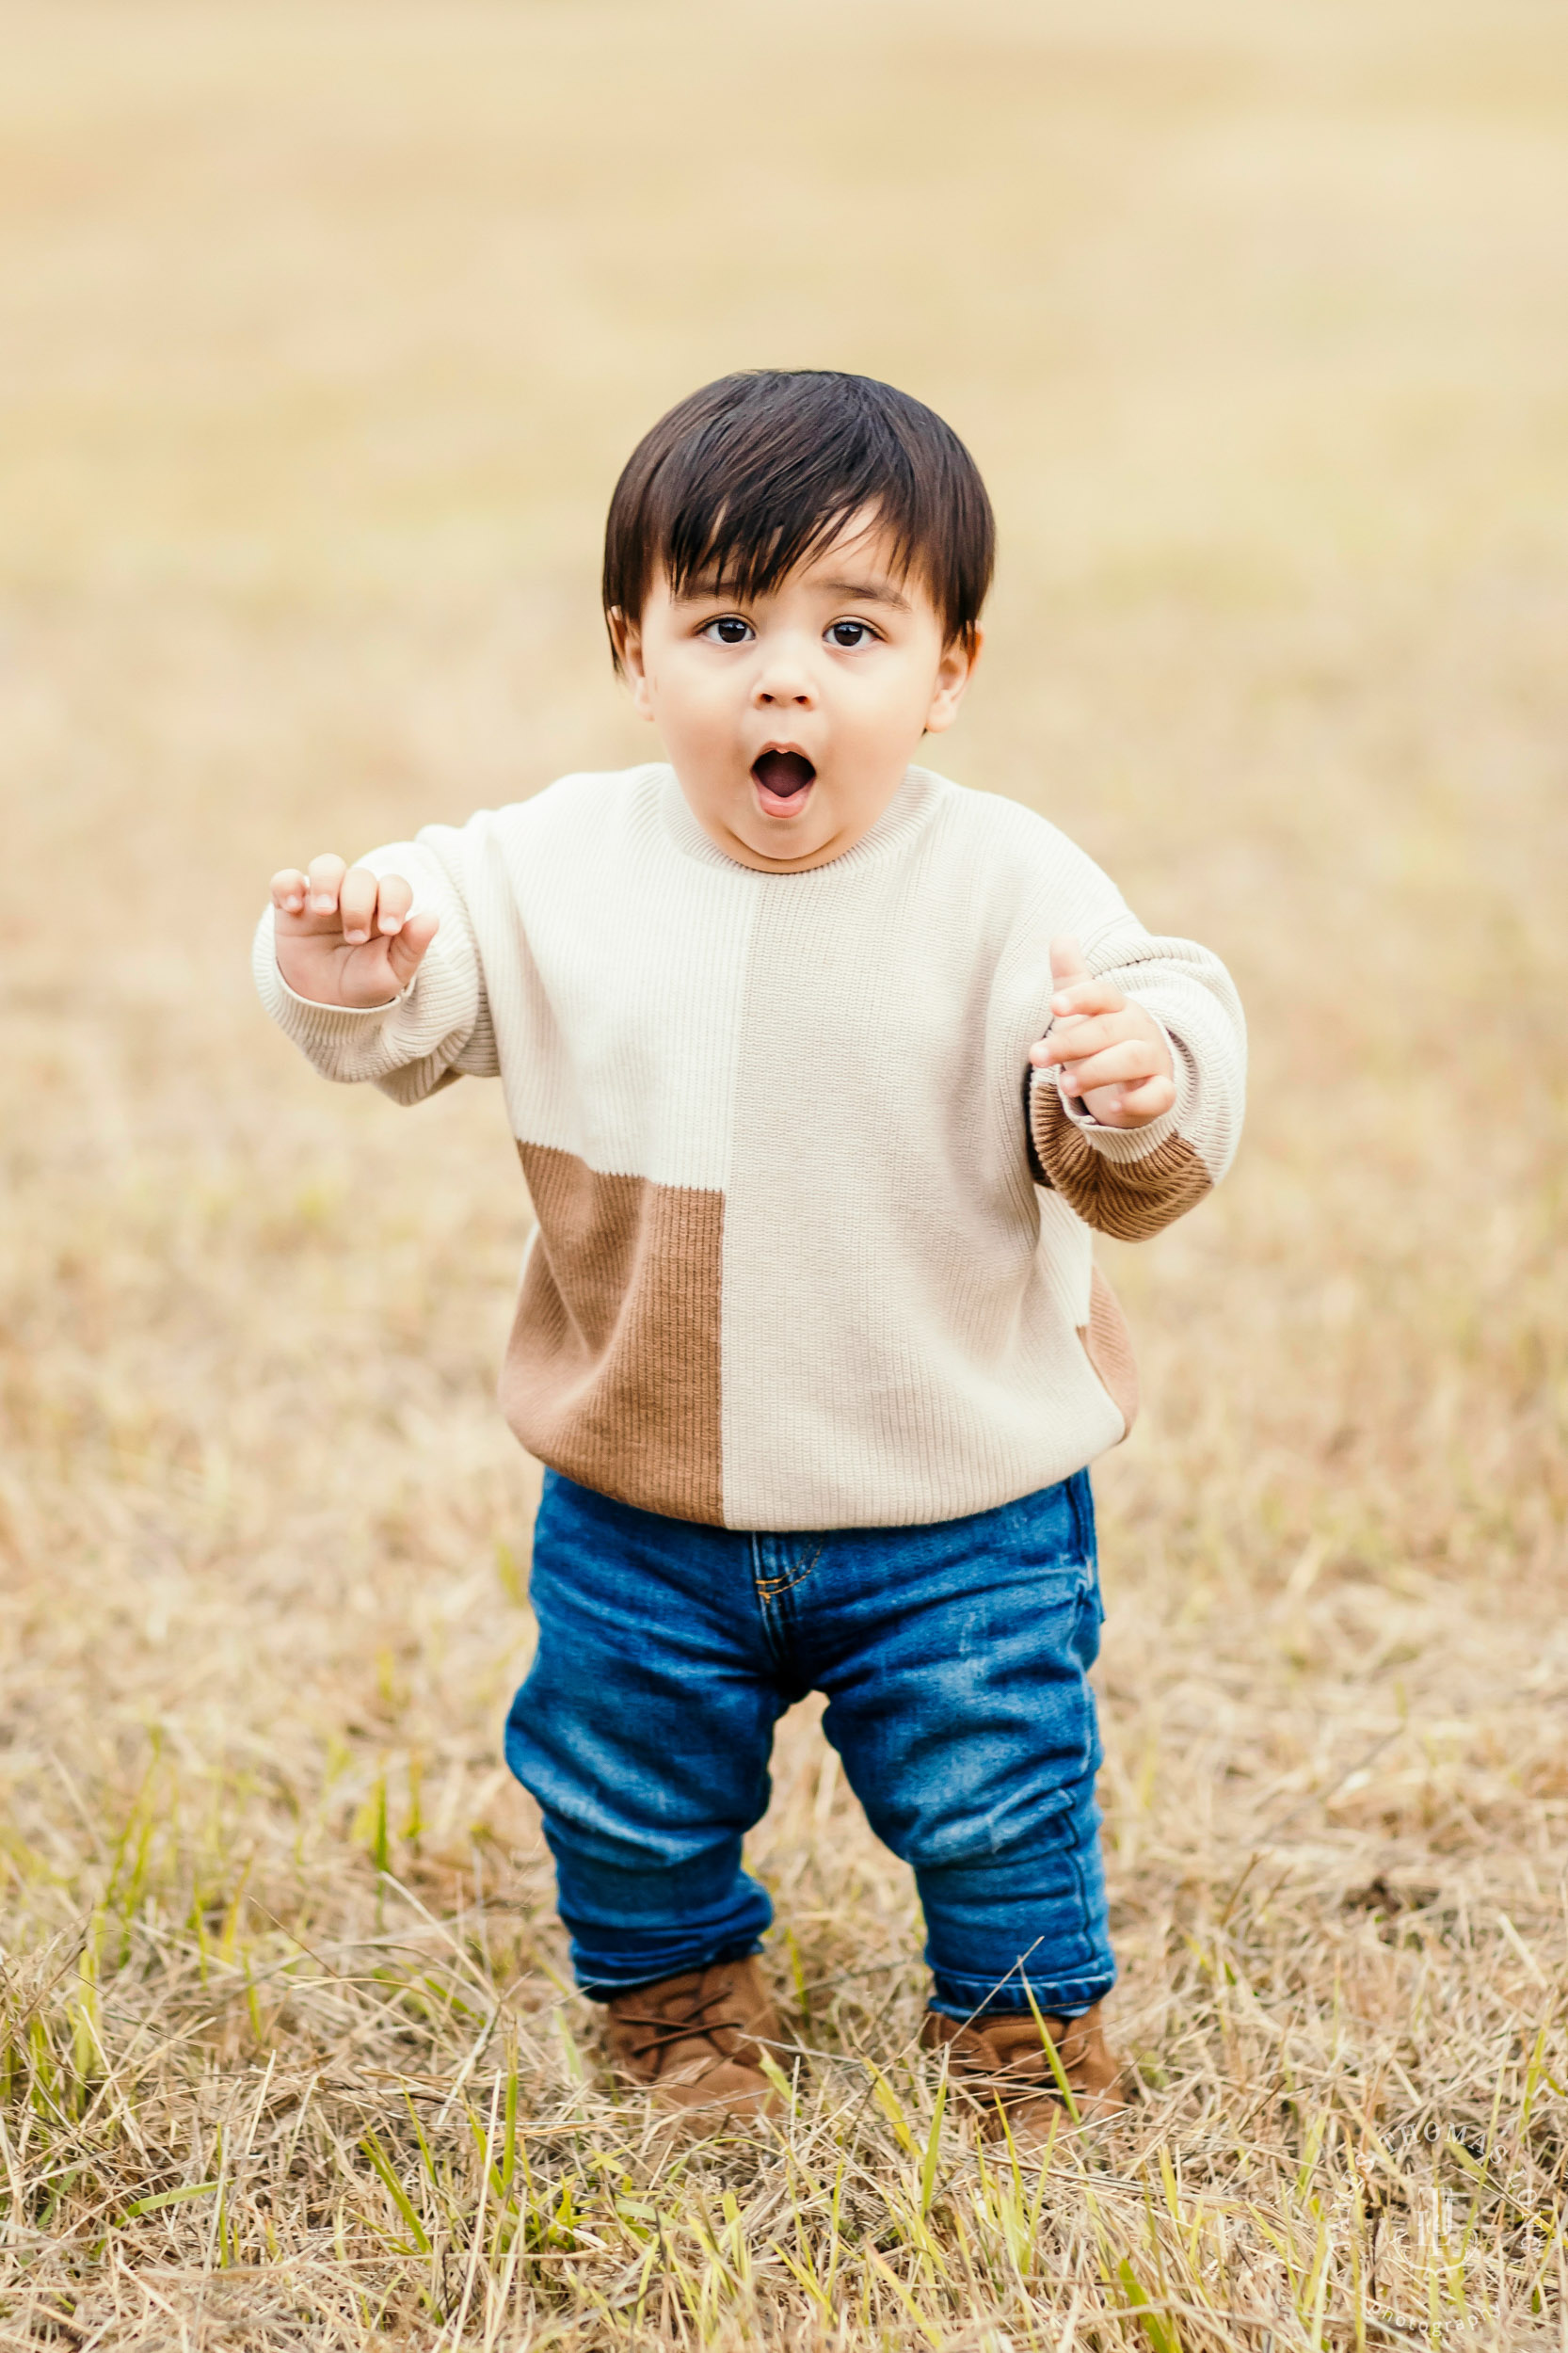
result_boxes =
[255,763,1244,1529]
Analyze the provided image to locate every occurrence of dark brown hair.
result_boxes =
[602,370,995,665]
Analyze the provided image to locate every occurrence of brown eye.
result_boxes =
[702,616,752,645]
[827,620,875,648]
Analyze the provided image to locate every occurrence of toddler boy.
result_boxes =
[257,371,1244,2142]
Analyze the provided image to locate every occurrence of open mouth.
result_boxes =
[751,748,817,818]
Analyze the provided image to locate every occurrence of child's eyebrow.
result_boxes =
[818,576,913,611]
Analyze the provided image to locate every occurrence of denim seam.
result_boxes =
[1068,1827,1096,1961]
[1068,1468,1096,1571]
[750,1541,824,1603]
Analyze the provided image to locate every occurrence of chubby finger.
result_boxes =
[1120,1072,1177,1121]
[1056,1039,1169,1096]
[271,867,309,916]
[306,853,347,916]
[385,907,439,985]
[1032,1011,1132,1066]
[374,872,414,935]
[1049,934,1092,990]
[1049,975,1126,1020]
[1086,1071,1177,1128]
[338,864,380,945]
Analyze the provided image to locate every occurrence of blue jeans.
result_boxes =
[504,1470,1113,2019]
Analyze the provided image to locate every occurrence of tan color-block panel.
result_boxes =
[501,1143,724,1525]
[1031,1083,1212,1241]
[1079,1265,1139,1437]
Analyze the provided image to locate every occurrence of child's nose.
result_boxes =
[751,637,817,707]
[754,669,815,707]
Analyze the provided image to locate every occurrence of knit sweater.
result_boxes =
[255,762,1244,1529]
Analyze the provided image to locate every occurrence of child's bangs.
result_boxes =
[603,371,994,657]
[655,431,925,612]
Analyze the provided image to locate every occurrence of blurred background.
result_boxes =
[2,0,1566,2338]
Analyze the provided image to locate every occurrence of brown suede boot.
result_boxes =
[602,1957,789,2128]
[921,2001,1126,2149]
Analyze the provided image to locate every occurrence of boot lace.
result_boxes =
[614,1977,754,2072]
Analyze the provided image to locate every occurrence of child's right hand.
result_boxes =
[269,855,440,1008]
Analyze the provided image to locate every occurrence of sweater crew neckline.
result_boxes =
[655,763,946,877]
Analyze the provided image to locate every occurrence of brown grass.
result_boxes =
[3,1,1567,2345]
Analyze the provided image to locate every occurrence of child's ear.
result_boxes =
[608,607,655,721]
[923,628,982,736]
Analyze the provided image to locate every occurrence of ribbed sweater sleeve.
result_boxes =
[1027,915,1245,1240]
[251,826,499,1103]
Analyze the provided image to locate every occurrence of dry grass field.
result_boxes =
[3,1,1567,2345]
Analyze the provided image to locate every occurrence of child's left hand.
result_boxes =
[1030,936,1176,1129]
